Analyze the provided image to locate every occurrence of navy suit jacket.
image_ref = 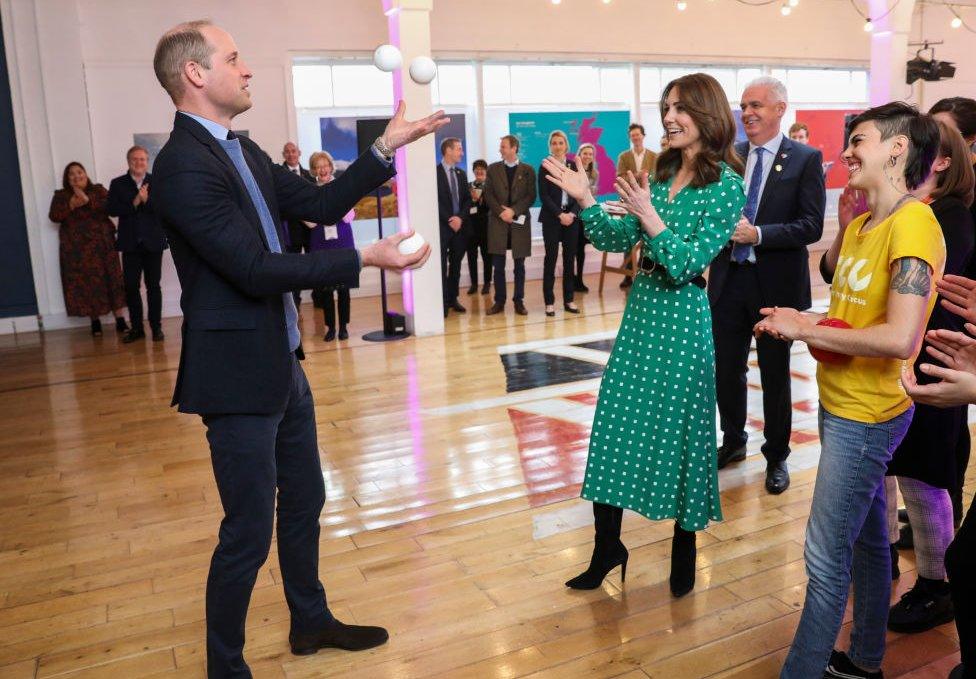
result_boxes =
[707,137,826,310]
[538,159,580,225]
[152,112,394,414]
[106,172,168,252]
[436,164,472,238]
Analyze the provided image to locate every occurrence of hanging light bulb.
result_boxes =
[550,0,561,5]
[781,3,792,15]
[788,0,799,6]
[677,1,688,10]
[951,16,962,28]
[603,0,613,4]
[863,18,874,32]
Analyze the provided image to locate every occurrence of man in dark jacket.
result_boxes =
[151,19,442,678]
[107,145,169,342]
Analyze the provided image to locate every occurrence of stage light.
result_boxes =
[864,18,874,32]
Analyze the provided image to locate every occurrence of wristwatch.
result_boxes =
[372,136,394,161]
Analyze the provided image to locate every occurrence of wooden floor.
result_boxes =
[0,269,968,679]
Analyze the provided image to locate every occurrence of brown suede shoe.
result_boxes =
[486,303,505,315]
[514,302,528,315]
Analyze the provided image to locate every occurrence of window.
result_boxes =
[292,64,333,108]
[430,63,477,106]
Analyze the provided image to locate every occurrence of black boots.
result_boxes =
[670,522,697,598]
[565,503,628,590]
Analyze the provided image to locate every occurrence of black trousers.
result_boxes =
[320,287,350,329]
[542,219,579,305]
[440,227,467,306]
[465,223,492,287]
[122,247,163,328]
[712,263,792,463]
[202,356,332,678]
[947,498,976,675]
[493,253,525,305]
[575,222,589,281]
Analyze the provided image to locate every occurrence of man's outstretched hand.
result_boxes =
[381,101,450,152]
[360,231,431,272]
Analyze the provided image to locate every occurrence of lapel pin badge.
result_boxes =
[775,164,783,172]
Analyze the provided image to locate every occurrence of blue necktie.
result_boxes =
[217,134,301,352]
[448,167,459,214]
[733,146,765,264]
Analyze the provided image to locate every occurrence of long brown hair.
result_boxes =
[61,162,92,191]
[930,120,976,208]
[654,73,743,187]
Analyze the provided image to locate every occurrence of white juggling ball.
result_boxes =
[373,44,402,72]
[397,233,426,256]
[408,56,437,85]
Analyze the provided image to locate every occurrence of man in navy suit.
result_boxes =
[107,145,169,343]
[436,137,472,317]
[708,77,826,495]
[280,141,316,307]
[151,20,442,678]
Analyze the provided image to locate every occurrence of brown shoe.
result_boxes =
[486,303,505,315]
[514,302,528,315]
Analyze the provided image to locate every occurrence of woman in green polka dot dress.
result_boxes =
[544,73,745,597]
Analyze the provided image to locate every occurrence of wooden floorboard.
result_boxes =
[0,260,966,678]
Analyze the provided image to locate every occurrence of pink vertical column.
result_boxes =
[383,0,444,336]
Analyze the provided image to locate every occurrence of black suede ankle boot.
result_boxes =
[670,522,697,597]
[565,503,628,590]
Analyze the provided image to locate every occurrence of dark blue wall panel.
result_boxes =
[0,13,39,319]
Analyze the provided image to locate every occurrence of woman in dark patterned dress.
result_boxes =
[544,73,745,598]
[49,162,128,336]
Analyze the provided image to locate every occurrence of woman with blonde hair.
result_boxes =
[305,150,358,341]
[538,130,581,316]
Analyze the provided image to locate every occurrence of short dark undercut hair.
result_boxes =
[848,102,939,191]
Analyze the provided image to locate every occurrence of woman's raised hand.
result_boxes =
[543,155,594,207]
[614,171,664,236]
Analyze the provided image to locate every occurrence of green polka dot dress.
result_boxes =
[579,163,745,531]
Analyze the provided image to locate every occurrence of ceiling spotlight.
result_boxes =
[550,0,561,5]
[677,0,687,10]
[951,16,962,28]
[781,4,791,15]
[789,0,799,6]
[864,18,874,32]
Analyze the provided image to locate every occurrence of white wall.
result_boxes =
[4,0,953,331]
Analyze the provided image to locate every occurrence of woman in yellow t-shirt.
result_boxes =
[756,102,946,679]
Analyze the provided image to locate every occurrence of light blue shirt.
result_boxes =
[743,133,786,246]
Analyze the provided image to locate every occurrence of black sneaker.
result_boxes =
[890,543,900,580]
[824,650,883,678]
[887,577,954,633]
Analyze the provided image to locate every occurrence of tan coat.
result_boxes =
[616,148,658,177]
[483,161,537,258]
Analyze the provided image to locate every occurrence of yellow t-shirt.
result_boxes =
[817,200,946,423]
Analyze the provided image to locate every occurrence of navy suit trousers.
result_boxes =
[202,355,332,678]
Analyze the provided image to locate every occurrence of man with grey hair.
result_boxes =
[150,19,444,677]
[708,76,826,495]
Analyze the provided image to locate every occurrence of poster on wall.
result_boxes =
[319,114,468,219]
[320,116,397,219]
[794,109,864,189]
[508,111,630,203]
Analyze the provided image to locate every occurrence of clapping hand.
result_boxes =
[380,101,450,152]
[937,275,976,325]
[614,171,664,237]
[923,328,976,374]
[901,362,976,408]
[543,155,594,207]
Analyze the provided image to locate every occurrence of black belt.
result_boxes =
[639,257,706,289]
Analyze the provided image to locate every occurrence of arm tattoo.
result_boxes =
[890,257,932,297]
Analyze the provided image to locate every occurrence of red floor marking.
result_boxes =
[792,399,818,414]
[790,430,820,445]
[507,408,590,508]
[565,392,599,406]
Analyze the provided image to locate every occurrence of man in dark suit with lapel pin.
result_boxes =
[436,137,472,317]
[708,77,826,495]
[280,142,315,307]
[150,20,443,678]
[107,145,169,343]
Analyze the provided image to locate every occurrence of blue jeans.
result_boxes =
[781,405,913,678]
